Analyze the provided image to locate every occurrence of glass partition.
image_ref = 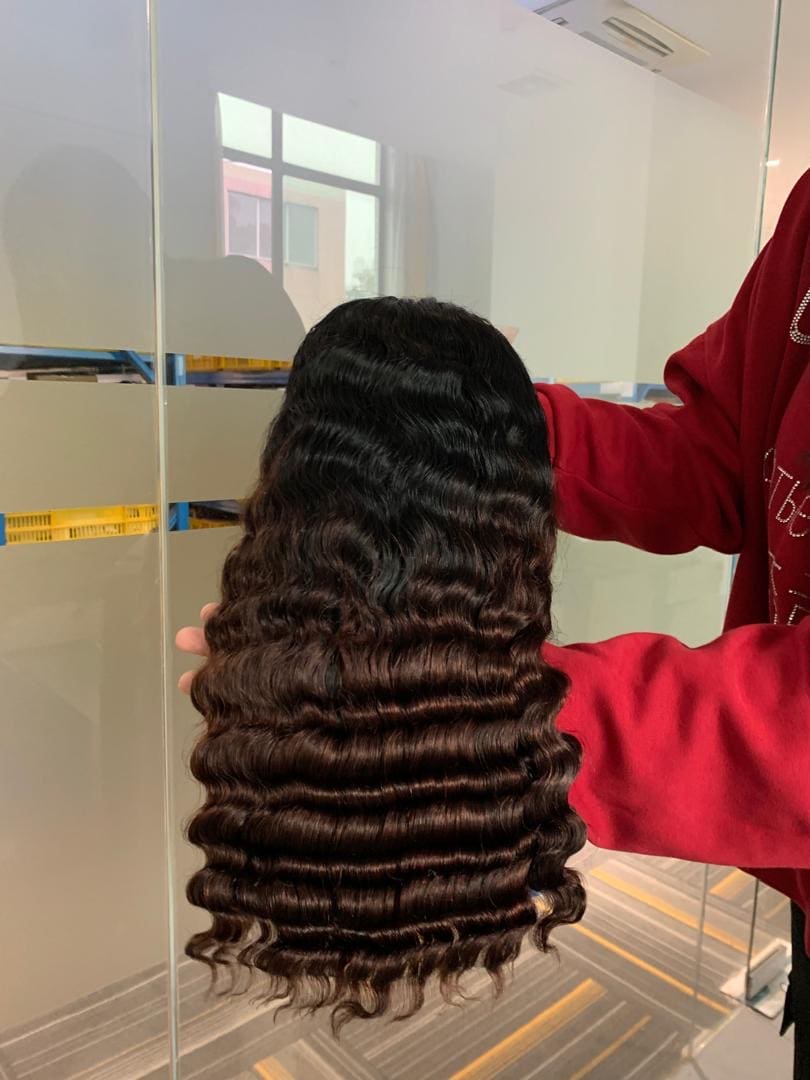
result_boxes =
[155,1,778,1078]
[0,2,171,1077]
[684,1,810,1075]
[1,0,798,1077]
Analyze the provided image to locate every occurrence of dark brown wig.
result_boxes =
[186,297,586,1030]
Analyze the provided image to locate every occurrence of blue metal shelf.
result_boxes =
[3,354,678,547]
[2,356,678,545]
[0,347,195,543]
[0,345,292,544]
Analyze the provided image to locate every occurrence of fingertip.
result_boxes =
[175,626,195,650]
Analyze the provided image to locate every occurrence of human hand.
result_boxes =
[175,602,218,694]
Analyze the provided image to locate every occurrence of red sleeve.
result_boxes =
[537,245,768,555]
[546,619,810,868]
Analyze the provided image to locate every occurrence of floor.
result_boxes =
[671,1006,794,1080]
[0,853,793,1080]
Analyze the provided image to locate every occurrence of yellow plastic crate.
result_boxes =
[184,355,292,372]
[6,504,158,545]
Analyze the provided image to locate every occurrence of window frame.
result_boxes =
[220,103,385,291]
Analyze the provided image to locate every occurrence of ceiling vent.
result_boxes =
[532,0,710,72]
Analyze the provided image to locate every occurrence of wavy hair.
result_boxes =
[186,297,586,1031]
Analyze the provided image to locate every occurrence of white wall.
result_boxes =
[488,30,654,381]
[488,16,765,382]
[636,78,764,379]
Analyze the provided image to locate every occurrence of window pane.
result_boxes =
[345,190,379,299]
[258,197,272,260]
[222,160,272,268]
[283,113,379,184]
[281,176,379,329]
[218,92,272,158]
[284,203,318,268]
[227,191,258,257]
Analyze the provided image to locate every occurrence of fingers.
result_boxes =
[175,625,208,656]
[175,602,219,694]
[177,669,196,695]
[175,602,219,657]
[175,627,207,694]
[201,602,219,623]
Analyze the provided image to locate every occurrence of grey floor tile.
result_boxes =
[671,1008,793,1080]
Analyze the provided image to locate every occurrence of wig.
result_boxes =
[186,297,586,1030]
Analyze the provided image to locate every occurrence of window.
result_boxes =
[218,96,383,326]
[218,93,272,158]
[282,113,379,184]
[258,197,272,259]
[283,203,318,268]
[226,191,271,260]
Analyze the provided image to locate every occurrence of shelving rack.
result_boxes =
[0,345,291,545]
[1,348,674,547]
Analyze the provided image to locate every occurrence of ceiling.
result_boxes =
[517,0,809,234]
[639,0,810,239]
[631,0,776,121]
[516,0,777,121]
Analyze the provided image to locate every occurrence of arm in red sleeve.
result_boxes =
[537,245,769,555]
[546,619,810,868]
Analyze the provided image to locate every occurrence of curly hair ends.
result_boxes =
[186,296,586,1032]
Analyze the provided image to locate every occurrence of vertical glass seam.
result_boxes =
[146,0,180,1074]
[753,0,783,253]
[743,0,782,1012]
[687,862,711,1061]
[271,108,284,280]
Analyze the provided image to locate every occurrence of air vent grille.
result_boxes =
[603,16,673,59]
[533,1,710,71]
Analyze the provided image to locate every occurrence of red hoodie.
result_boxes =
[540,170,810,949]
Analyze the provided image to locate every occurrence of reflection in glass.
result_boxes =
[218,91,273,157]
[216,97,382,326]
[282,176,379,326]
[227,189,272,260]
[283,111,380,184]
[345,188,380,298]
[284,201,318,267]
[223,161,273,266]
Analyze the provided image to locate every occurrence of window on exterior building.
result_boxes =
[283,203,318,268]
[226,191,271,259]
